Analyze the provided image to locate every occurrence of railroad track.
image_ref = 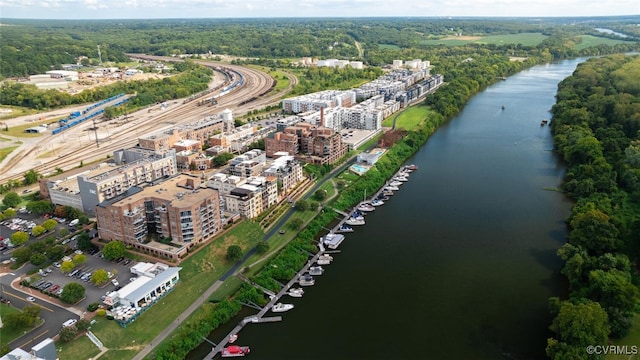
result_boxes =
[0,58,291,184]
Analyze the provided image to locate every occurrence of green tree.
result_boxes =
[73,253,87,265]
[26,201,54,215]
[289,218,304,230]
[46,245,65,261]
[29,253,46,266]
[295,199,309,211]
[31,225,46,237]
[213,152,234,167]
[256,241,269,254]
[2,192,21,208]
[102,241,126,260]
[60,260,75,274]
[91,269,109,286]
[60,282,85,304]
[42,219,58,231]
[546,299,610,360]
[10,231,29,246]
[11,247,32,263]
[226,245,243,262]
[313,189,328,201]
[569,208,619,255]
[59,325,78,342]
[76,233,95,252]
[22,169,40,185]
[58,228,69,237]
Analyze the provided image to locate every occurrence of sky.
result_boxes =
[0,0,638,20]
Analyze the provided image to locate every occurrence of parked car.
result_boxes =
[26,296,36,302]
[111,279,119,287]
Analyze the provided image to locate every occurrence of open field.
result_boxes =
[57,336,101,360]
[0,304,30,348]
[420,33,548,47]
[574,35,632,50]
[378,44,401,50]
[0,145,20,163]
[382,103,432,130]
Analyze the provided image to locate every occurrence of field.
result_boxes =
[382,103,432,130]
[574,35,632,50]
[419,33,548,47]
[378,44,401,50]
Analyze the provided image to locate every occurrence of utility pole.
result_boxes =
[92,118,99,148]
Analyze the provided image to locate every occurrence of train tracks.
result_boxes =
[0,57,297,184]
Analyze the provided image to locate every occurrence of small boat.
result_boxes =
[346,217,365,226]
[385,185,399,191]
[323,232,346,249]
[389,181,403,187]
[377,195,389,201]
[336,224,354,233]
[318,254,333,261]
[371,199,385,206]
[394,176,408,182]
[229,334,238,343]
[405,164,418,171]
[309,266,324,275]
[541,119,548,126]
[299,274,315,286]
[357,203,375,212]
[221,345,250,357]
[272,303,294,313]
[382,190,394,196]
[317,258,331,265]
[288,287,304,298]
[501,105,506,110]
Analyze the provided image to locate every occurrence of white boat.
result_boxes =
[336,224,354,233]
[229,334,238,343]
[317,258,331,265]
[389,181,403,187]
[385,185,399,191]
[382,190,394,196]
[272,303,294,313]
[323,232,345,249]
[319,254,333,261]
[346,217,365,226]
[299,274,315,286]
[350,213,365,221]
[309,266,324,275]
[371,199,384,206]
[287,287,304,298]
[357,203,375,212]
[394,176,408,182]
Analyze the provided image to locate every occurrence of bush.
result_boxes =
[105,314,114,320]
[96,309,107,317]
[59,326,78,342]
[87,303,100,312]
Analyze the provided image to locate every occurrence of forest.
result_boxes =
[1,17,640,78]
[547,54,640,359]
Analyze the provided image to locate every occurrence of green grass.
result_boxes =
[574,35,631,50]
[61,221,264,359]
[0,106,40,120]
[57,336,101,360]
[99,349,139,360]
[247,65,291,94]
[0,304,31,348]
[378,44,401,50]
[383,104,432,130]
[0,137,11,142]
[0,145,20,163]
[420,32,548,47]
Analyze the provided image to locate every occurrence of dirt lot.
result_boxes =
[65,72,169,95]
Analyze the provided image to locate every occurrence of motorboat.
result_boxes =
[350,213,365,221]
[323,232,345,249]
[336,224,354,233]
[357,203,375,212]
[371,199,384,206]
[229,334,238,343]
[394,176,408,182]
[309,266,324,275]
[382,190,394,196]
[346,217,365,226]
[221,345,250,357]
[272,303,294,313]
[389,181,403,187]
[377,195,389,201]
[287,287,304,298]
[318,254,333,261]
[405,164,418,171]
[299,274,315,286]
[317,258,331,265]
[385,185,399,191]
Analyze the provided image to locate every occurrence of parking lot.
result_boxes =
[0,210,80,256]
[27,247,137,308]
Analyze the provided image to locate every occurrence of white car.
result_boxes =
[111,279,119,287]
[26,296,36,302]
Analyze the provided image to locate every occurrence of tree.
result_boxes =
[91,269,109,286]
[29,253,46,266]
[76,233,95,252]
[226,245,243,262]
[313,189,328,201]
[58,228,69,237]
[10,231,29,246]
[59,325,78,342]
[295,199,309,211]
[288,218,304,230]
[60,282,85,304]
[11,247,31,263]
[213,152,234,167]
[546,299,610,359]
[42,219,58,231]
[569,208,619,255]
[2,192,21,208]
[31,225,46,237]
[60,260,75,274]
[256,241,269,254]
[26,201,54,215]
[22,169,41,185]
[102,241,126,260]
[46,245,65,261]
[73,254,87,265]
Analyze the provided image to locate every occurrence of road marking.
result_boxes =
[19,329,49,348]
[4,291,54,312]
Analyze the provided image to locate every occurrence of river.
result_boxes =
[188,58,587,360]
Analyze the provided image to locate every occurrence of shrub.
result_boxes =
[96,309,107,317]
[87,303,100,312]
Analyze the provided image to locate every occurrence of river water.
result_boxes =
[189,58,587,360]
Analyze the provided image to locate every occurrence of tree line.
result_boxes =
[546,54,640,359]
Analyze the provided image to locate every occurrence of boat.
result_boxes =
[377,195,389,201]
[541,119,548,126]
[287,287,304,298]
[350,212,365,221]
[271,303,294,313]
[323,232,346,249]
[336,224,354,233]
[385,185,399,191]
[382,190,394,196]
[346,217,365,226]
[299,274,315,286]
[371,199,385,206]
[501,105,506,110]
[317,258,331,265]
[405,164,418,171]
[229,334,238,343]
[389,181,403,187]
[309,266,324,275]
[394,176,408,182]
[357,203,375,212]
[318,254,333,261]
[221,345,250,357]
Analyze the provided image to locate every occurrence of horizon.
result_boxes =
[1,0,638,21]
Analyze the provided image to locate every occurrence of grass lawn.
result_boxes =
[57,336,101,360]
[574,35,631,50]
[378,44,401,50]
[99,349,139,360]
[0,304,31,348]
[420,33,547,47]
[0,106,40,121]
[607,314,640,360]
[388,104,433,131]
[0,145,20,163]
[61,221,264,359]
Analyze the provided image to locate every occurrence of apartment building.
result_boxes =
[96,175,221,260]
[223,176,278,219]
[138,115,225,151]
[263,155,304,193]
